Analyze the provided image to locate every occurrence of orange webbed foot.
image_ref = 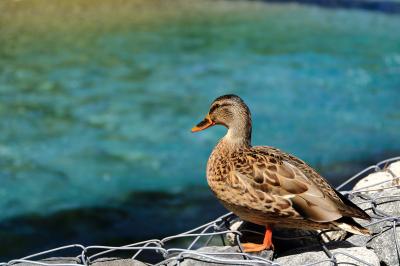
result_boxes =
[241,225,274,253]
[242,242,273,252]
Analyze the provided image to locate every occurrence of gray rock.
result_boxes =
[352,161,400,194]
[388,161,400,177]
[349,192,400,266]
[346,234,370,247]
[14,257,80,266]
[349,162,400,266]
[276,243,380,266]
[14,257,146,266]
[170,246,274,266]
[92,258,147,266]
[175,243,379,266]
[366,229,400,266]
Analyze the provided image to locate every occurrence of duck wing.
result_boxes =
[229,146,369,223]
[256,146,370,220]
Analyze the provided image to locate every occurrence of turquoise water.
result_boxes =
[0,0,400,259]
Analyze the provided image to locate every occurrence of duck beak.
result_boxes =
[191,114,215,132]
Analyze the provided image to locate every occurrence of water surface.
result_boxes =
[0,0,399,260]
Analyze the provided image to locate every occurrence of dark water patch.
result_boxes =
[0,188,225,261]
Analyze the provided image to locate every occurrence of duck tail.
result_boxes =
[333,188,371,221]
[331,216,371,235]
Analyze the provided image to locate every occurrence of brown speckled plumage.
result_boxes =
[193,94,370,236]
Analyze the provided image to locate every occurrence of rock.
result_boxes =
[349,188,400,266]
[14,257,80,266]
[346,234,370,247]
[353,170,400,194]
[14,257,146,266]
[349,160,400,266]
[276,242,380,266]
[175,243,380,266]
[318,230,347,243]
[92,258,147,266]
[170,246,273,266]
[388,161,400,177]
[226,220,244,245]
[366,228,400,266]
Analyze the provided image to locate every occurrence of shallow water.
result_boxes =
[0,0,400,259]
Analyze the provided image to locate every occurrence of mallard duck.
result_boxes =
[191,94,370,252]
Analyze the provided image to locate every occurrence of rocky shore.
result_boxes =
[11,160,400,266]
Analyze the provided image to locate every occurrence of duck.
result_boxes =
[191,94,370,253]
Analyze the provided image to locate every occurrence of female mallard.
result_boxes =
[191,94,370,252]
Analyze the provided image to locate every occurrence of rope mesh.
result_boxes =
[1,156,400,266]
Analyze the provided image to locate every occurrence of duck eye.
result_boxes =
[209,103,220,114]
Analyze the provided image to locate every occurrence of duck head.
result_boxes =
[191,94,252,145]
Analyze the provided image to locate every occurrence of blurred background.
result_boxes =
[0,0,399,260]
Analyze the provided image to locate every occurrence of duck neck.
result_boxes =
[222,118,252,149]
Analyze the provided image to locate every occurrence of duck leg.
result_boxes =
[241,225,274,252]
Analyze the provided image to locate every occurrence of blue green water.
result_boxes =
[0,0,400,259]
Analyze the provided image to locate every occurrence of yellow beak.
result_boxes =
[191,114,215,132]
